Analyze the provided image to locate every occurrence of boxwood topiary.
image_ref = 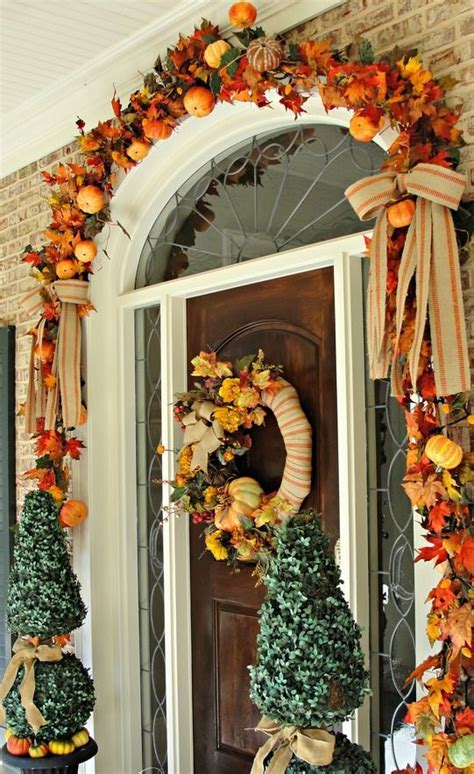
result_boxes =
[2,653,95,742]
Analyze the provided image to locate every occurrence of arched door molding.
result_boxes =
[76,94,393,774]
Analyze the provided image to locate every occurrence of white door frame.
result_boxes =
[74,94,392,774]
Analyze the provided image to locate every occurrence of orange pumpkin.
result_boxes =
[74,239,97,263]
[228,1,257,27]
[126,139,150,161]
[76,185,104,214]
[247,37,282,73]
[29,743,49,758]
[214,477,264,531]
[34,339,55,363]
[349,111,384,142]
[204,40,231,69]
[183,86,215,118]
[142,119,173,141]
[59,499,89,528]
[6,735,32,756]
[425,435,463,470]
[56,259,78,279]
[387,198,416,228]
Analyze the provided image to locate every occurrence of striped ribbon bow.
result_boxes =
[345,163,468,397]
[21,279,89,433]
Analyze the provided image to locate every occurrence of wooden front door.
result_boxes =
[187,267,338,773]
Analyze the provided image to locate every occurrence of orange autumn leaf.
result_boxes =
[425,733,451,771]
[405,653,441,685]
[405,697,438,741]
[459,536,474,573]
[455,707,474,734]
[442,604,474,657]
[402,473,447,508]
[426,673,455,718]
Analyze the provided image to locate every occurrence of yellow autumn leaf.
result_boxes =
[426,673,455,718]
[442,470,461,502]
[397,55,423,78]
[427,612,441,645]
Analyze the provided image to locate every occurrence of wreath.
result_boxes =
[168,349,312,564]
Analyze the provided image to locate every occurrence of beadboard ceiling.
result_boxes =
[0,0,343,176]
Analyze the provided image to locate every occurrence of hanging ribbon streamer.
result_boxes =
[0,638,63,734]
[250,715,335,774]
[21,279,89,433]
[181,400,224,473]
[345,163,468,397]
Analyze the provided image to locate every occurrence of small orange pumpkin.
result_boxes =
[228,1,257,28]
[214,477,264,531]
[74,239,97,263]
[29,743,49,758]
[6,735,32,756]
[247,37,282,73]
[183,86,215,118]
[59,499,89,528]
[126,139,150,161]
[142,119,173,141]
[349,111,384,143]
[76,185,104,214]
[204,40,231,69]
[387,198,416,228]
[425,435,463,470]
[34,339,55,363]
[56,258,78,279]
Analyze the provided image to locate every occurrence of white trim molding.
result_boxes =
[0,0,344,177]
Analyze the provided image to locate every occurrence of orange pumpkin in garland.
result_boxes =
[425,434,463,470]
[76,185,104,215]
[247,37,282,72]
[204,39,231,68]
[387,198,416,228]
[214,477,264,531]
[228,1,257,28]
[59,499,89,528]
[349,110,384,142]
[183,86,215,117]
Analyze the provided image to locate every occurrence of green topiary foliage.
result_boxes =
[7,490,87,638]
[2,654,95,742]
[249,513,374,773]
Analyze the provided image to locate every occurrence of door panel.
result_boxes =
[187,267,338,773]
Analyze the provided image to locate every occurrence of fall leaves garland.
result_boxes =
[17,2,473,771]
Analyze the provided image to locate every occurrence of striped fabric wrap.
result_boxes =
[345,163,469,397]
[21,279,89,433]
[262,378,312,511]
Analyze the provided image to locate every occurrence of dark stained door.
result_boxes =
[187,267,338,774]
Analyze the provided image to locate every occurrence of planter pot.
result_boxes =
[1,738,98,774]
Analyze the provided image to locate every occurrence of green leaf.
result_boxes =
[219,47,241,77]
[288,43,300,62]
[209,71,222,95]
[36,455,54,469]
[359,38,375,64]
[170,486,187,502]
[234,354,255,372]
[202,33,219,44]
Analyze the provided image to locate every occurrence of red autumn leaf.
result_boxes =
[111,92,122,118]
[455,707,474,733]
[419,369,437,399]
[65,437,85,460]
[38,469,56,491]
[23,250,42,266]
[428,500,454,534]
[459,535,474,573]
[428,581,457,610]
[415,535,448,565]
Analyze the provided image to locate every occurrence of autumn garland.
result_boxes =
[16,2,473,770]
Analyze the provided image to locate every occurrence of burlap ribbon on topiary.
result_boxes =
[0,638,63,734]
[181,400,224,473]
[21,279,89,433]
[345,163,468,397]
[250,715,335,773]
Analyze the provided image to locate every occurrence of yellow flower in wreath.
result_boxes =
[205,530,229,560]
[204,486,218,505]
[213,406,246,433]
[178,445,194,477]
[219,377,241,403]
[235,386,260,408]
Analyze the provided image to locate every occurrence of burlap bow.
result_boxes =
[0,638,63,734]
[21,279,89,432]
[346,163,468,397]
[182,401,224,473]
[251,715,335,774]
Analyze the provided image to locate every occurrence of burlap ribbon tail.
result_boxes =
[0,638,63,734]
[250,715,335,774]
[21,279,89,433]
[345,163,468,397]
[181,400,224,473]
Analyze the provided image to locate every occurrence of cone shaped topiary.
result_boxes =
[249,512,375,773]
[2,490,95,744]
[7,490,87,638]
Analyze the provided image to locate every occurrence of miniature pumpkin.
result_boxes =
[214,477,264,531]
[48,739,75,755]
[228,1,257,27]
[349,111,384,142]
[387,198,416,228]
[71,728,89,748]
[183,86,215,118]
[142,119,173,141]
[29,743,49,758]
[34,339,55,363]
[126,138,150,160]
[247,37,282,72]
[74,239,97,263]
[425,435,463,470]
[204,40,231,68]
[59,499,89,528]
[448,734,474,768]
[56,259,78,280]
[76,185,104,214]
[6,735,32,755]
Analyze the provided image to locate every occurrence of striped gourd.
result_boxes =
[247,37,282,73]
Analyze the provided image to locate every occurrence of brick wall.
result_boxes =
[0,0,472,509]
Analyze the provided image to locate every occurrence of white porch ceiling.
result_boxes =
[0,0,343,176]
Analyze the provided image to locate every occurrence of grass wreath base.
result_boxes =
[1,737,98,774]
[264,733,376,773]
